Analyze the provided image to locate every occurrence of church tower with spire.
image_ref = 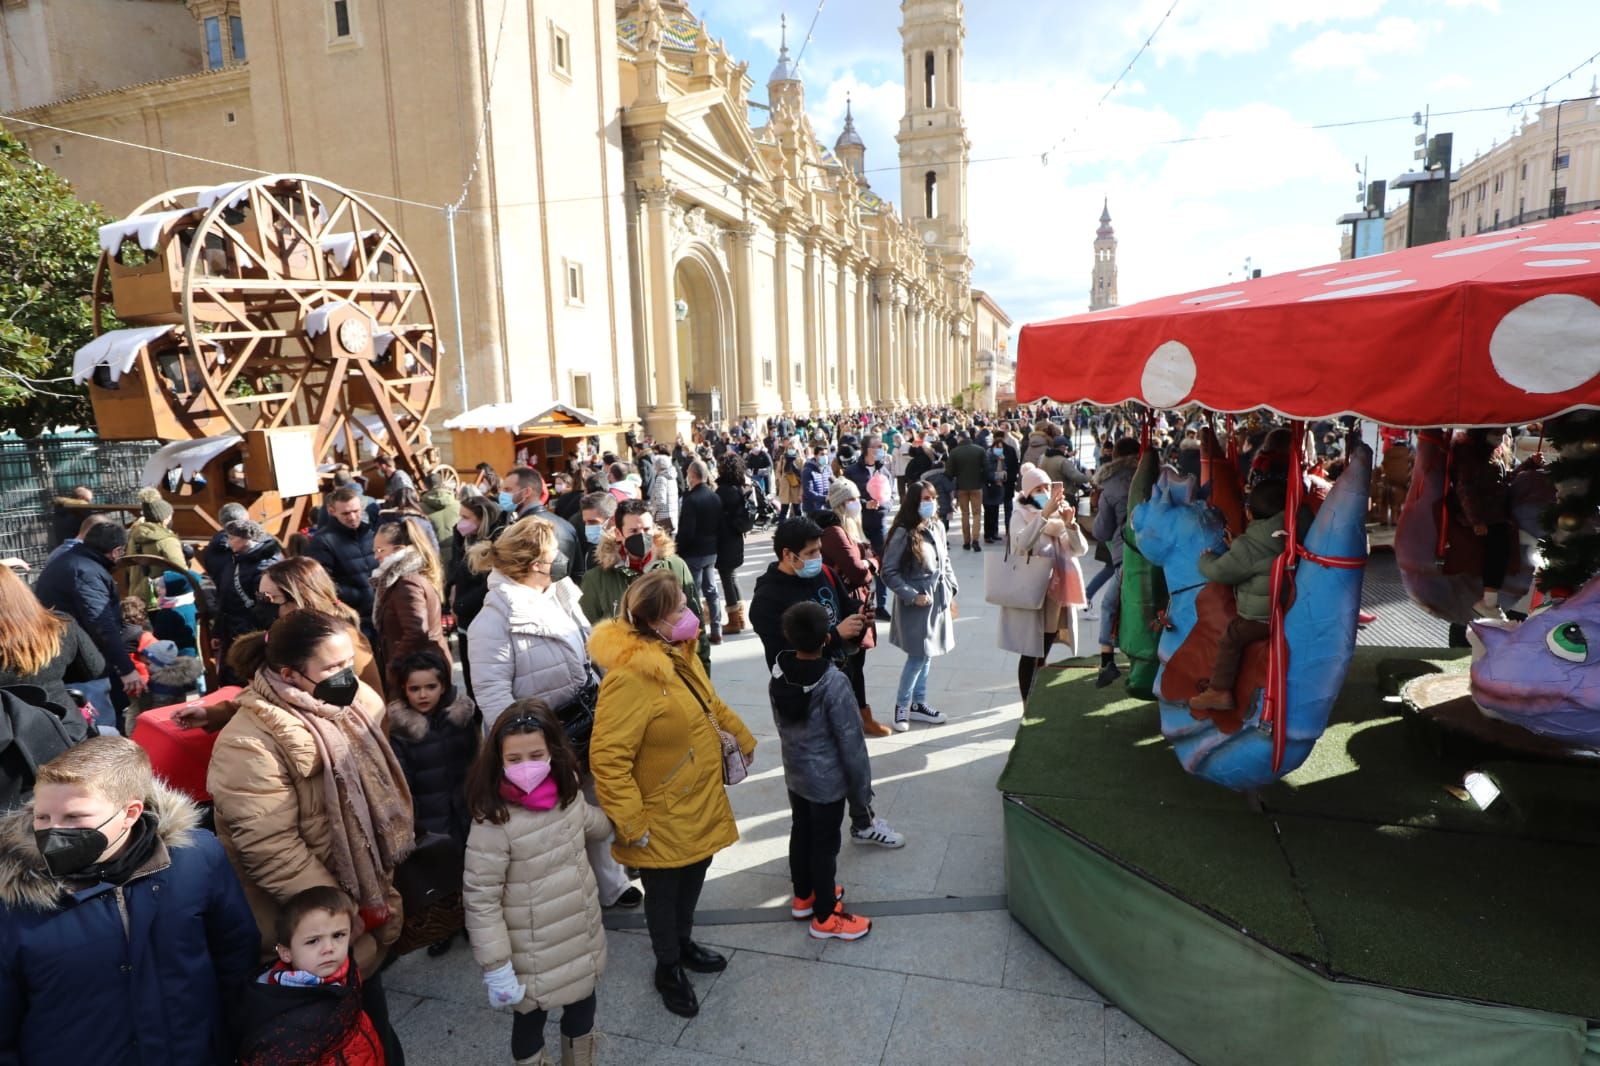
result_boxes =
[1091,200,1119,310]
[834,95,866,180]
[897,0,970,281]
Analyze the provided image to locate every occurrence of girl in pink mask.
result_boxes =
[462,699,614,1065]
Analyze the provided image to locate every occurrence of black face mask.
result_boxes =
[35,809,125,879]
[623,532,651,559]
[251,599,280,628]
[308,666,360,707]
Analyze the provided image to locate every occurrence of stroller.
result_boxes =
[746,477,778,530]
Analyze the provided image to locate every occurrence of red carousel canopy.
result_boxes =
[1016,209,1600,427]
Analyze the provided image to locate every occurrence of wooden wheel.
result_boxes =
[175,174,441,476]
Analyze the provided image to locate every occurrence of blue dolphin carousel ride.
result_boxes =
[998,210,1600,1065]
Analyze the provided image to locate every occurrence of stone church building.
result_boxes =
[2,0,1006,441]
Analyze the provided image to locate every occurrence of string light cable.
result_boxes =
[1508,46,1600,115]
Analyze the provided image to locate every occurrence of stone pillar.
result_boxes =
[773,225,793,413]
[801,233,819,414]
[835,250,852,408]
[732,223,761,419]
[854,262,871,407]
[874,274,896,405]
[641,183,691,443]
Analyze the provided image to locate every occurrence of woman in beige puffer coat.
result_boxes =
[464,700,611,1066]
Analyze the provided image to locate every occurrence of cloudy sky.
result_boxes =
[687,0,1598,346]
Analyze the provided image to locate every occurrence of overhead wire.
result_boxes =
[1040,0,1182,166]
[1508,46,1600,114]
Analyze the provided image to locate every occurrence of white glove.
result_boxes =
[483,962,525,1009]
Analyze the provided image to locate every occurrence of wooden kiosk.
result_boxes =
[445,403,633,479]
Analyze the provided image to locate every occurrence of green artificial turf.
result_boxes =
[1000,646,1600,1018]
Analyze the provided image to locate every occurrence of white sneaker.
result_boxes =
[892,704,910,733]
[851,817,906,848]
[908,702,946,724]
[1472,597,1507,620]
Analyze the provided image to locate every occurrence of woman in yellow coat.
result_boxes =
[587,569,755,1019]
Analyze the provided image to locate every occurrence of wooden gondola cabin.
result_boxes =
[74,327,231,442]
[444,403,632,480]
[100,208,235,325]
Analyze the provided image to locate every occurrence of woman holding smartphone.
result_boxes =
[999,464,1089,701]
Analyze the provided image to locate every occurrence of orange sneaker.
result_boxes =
[789,884,845,919]
[809,910,871,941]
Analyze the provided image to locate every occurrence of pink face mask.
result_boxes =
[663,610,700,644]
[456,517,479,537]
[504,759,550,793]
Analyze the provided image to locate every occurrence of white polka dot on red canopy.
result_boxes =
[1180,290,1244,305]
[1301,279,1417,301]
[1525,258,1591,268]
[1141,341,1196,408]
[1325,269,1400,286]
[1489,293,1600,394]
[1433,237,1534,257]
[1524,242,1600,253]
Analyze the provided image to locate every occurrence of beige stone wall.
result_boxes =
[0,0,199,113]
[1384,98,1600,250]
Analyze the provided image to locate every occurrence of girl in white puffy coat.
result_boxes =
[465,518,641,910]
[465,700,612,1066]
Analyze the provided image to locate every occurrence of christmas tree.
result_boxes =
[1537,410,1600,597]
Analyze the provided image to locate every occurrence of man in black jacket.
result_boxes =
[305,486,378,639]
[750,518,901,849]
[34,521,143,725]
[505,466,584,584]
[675,460,724,642]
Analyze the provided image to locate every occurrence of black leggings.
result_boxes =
[841,649,867,709]
[718,563,742,606]
[510,992,597,1060]
[1482,522,1512,589]
[361,971,405,1065]
[789,791,846,921]
[638,858,711,966]
[1018,632,1058,701]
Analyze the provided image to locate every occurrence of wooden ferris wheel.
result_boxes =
[79,174,442,536]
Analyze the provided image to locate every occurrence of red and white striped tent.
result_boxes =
[1016,210,1600,427]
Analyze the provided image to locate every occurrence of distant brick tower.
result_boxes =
[1091,199,1119,310]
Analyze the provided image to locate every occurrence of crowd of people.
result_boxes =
[0,399,1418,1065]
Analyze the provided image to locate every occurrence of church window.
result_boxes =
[204,17,224,70]
[762,358,774,387]
[564,260,585,305]
[946,50,956,108]
[924,171,937,219]
[552,26,572,77]
[924,51,936,108]
[571,372,592,411]
[230,15,247,61]
[333,0,352,39]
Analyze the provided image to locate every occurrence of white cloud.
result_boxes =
[1428,72,1473,93]
[1290,16,1432,75]
[1129,0,1390,63]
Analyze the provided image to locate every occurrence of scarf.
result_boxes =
[250,670,415,914]
[370,545,428,624]
[498,776,560,811]
[77,812,160,886]
[261,958,353,988]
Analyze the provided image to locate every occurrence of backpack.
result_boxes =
[0,684,78,809]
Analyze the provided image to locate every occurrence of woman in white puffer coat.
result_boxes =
[466,516,641,909]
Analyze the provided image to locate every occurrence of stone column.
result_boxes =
[835,250,852,408]
[731,223,761,419]
[801,233,819,414]
[773,224,793,413]
[641,183,691,443]
[874,274,896,405]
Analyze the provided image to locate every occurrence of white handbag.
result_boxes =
[983,543,1053,610]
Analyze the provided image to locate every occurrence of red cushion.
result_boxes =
[131,686,241,803]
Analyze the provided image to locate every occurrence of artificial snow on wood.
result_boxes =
[319,229,377,271]
[304,300,396,355]
[140,434,242,487]
[197,178,326,217]
[71,326,177,384]
[98,209,193,255]
[443,402,598,433]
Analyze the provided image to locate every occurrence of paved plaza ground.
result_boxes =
[390,520,1439,1065]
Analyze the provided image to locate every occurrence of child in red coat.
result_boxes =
[237,885,385,1066]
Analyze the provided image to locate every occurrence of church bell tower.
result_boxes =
[897,0,970,282]
[1091,199,1119,310]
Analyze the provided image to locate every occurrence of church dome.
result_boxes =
[768,16,798,84]
[1096,199,1115,240]
[835,98,864,149]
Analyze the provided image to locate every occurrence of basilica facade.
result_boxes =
[1,0,1001,444]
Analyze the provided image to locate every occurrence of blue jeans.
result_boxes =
[1085,561,1119,603]
[896,654,930,708]
[683,553,722,629]
[1098,572,1121,649]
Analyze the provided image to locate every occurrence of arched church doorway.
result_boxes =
[673,251,732,425]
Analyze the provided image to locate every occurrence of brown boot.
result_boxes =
[1189,687,1235,713]
[560,1031,599,1066]
[860,704,892,737]
[724,602,747,634]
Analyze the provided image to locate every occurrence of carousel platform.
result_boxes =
[999,646,1600,1065]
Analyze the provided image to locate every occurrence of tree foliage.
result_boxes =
[0,129,107,435]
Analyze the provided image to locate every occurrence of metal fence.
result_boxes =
[0,436,162,571]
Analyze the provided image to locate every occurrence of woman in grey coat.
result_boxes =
[880,480,958,733]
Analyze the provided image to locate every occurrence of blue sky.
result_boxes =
[686,0,1599,347]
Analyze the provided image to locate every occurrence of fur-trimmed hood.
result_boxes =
[385,689,476,742]
[0,779,199,912]
[150,654,206,688]
[593,527,678,571]
[587,617,682,684]
[1094,455,1139,487]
